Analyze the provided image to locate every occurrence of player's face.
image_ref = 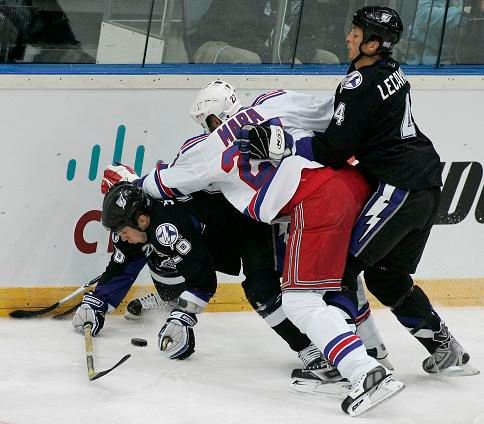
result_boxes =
[346,25,363,61]
[207,115,222,133]
[118,226,147,244]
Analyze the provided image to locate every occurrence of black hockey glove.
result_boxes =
[158,309,197,360]
[72,293,108,336]
[239,124,288,161]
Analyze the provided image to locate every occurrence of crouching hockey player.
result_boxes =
[73,182,330,370]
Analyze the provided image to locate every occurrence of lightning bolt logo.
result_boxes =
[359,197,389,241]
[358,185,397,242]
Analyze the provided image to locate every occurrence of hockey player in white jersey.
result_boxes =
[188,81,393,372]
[103,81,404,416]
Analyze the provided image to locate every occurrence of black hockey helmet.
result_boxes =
[352,6,403,54]
[102,181,151,232]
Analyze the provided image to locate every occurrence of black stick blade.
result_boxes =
[9,303,60,318]
[89,354,131,381]
[52,303,81,320]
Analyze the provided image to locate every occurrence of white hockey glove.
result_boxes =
[239,124,289,161]
[158,309,197,360]
[72,293,108,336]
[101,164,139,195]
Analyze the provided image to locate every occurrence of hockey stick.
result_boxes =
[9,275,101,318]
[84,323,131,381]
[52,302,82,320]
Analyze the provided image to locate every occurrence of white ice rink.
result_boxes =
[1,307,483,424]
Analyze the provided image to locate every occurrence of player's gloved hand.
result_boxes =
[101,164,139,194]
[239,124,289,161]
[72,293,108,336]
[158,309,197,360]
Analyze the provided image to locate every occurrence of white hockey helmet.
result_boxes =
[190,80,243,132]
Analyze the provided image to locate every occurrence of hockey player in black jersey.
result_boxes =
[73,182,326,367]
[245,6,478,380]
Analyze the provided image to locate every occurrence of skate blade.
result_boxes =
[347,375,405,417]
[429,362,480,377]
[291,367,344,383]
[124,312,142,320]
[290,378,352,399]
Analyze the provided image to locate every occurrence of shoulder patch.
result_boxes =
[340,71,363,92]
[155,223,179,247]
[113,247,125,264]
[111,232,120,243]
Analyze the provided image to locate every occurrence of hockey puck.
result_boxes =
[131,337,148,347]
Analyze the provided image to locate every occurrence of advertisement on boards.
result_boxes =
[0,86,482,287]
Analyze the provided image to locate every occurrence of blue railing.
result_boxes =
[1,63,483,76]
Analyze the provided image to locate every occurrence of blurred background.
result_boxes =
[0,0,481,67]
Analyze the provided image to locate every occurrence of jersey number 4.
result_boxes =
[333,102,346,126]
[401,93,417,139]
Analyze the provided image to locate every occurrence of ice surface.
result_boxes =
[0,307,483,424]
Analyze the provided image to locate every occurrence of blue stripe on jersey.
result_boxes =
[244,167,278,221]
[154,169,184,199]
[153,170,172,199]
[180,134,208,154]
[350,181,409,257]
[265,117,283,127]
[251,90,286,106]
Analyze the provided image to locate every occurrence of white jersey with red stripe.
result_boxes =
[143,90,334,223]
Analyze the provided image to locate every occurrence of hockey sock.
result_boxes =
[272,318,312,353]
[342,255,365,292]
[153,280,186,301]
[282,291,378,382]
[391,285,443,353]
[250,291,311,352]
[355,275,388,353]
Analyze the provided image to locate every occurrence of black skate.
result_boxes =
[341,365,405,417]
[291,346,347,398]
[422,322,479,377]
[297,343,325,369]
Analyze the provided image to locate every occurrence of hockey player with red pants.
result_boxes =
[277,166,404,415]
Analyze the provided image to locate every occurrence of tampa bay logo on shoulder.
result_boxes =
[156,223,179,247]
[340,71,363,92]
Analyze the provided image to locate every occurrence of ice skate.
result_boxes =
[296,344,324,369]
[341,365,405,417]
[290,365,350,398]
[422,323,479,377]
[291,345,347,397]
[366,343,394,371]
[124,293,168,320]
